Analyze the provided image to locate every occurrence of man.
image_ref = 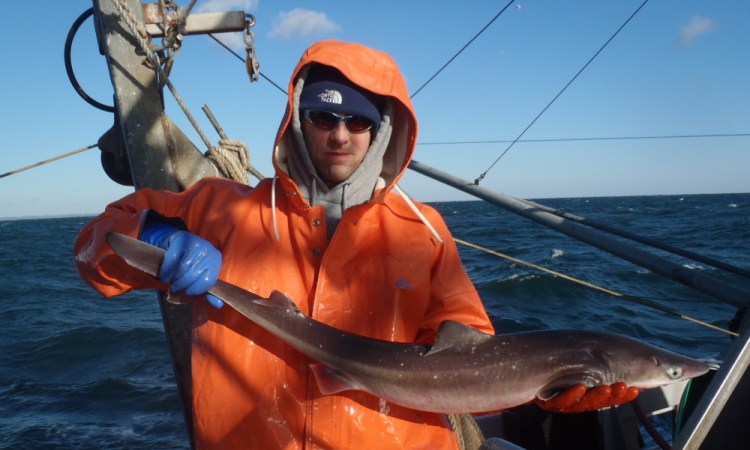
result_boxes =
[74,40,636,449]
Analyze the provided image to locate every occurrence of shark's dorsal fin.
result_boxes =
[426,320,492,356]
[253,290,304,315]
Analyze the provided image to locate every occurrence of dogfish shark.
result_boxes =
[106,232,711,414]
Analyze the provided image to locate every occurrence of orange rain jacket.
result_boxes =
[74,40,494,449]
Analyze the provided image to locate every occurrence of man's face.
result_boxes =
[301,112,373,185]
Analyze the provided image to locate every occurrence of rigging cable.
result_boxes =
[454,237,738,337]
[204,33,748,163]
[206,0,518,99]
[473,0,651,185]
[410,0,517,99]
[0,145,97,179]
[418,132,750,146]
[208,34,287,95]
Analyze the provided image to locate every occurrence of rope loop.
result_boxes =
[206,139,252,184]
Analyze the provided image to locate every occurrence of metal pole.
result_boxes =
[408,160,750,307]
[521,198,750,279]
[672,328,750,449]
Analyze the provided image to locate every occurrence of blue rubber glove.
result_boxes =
[140,222,224,308]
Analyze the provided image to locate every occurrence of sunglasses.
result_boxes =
[303,110,374,133]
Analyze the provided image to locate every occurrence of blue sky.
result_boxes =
[1,0,748,219]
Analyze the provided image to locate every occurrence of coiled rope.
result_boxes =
[202,105,264,183]
[207,139,252,183]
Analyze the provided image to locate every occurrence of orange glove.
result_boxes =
[535,382,639,413]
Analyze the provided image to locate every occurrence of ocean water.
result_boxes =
[1,193,748,449]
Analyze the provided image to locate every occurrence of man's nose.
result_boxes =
[328,121,350,144]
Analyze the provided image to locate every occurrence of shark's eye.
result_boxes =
[667,366,683,379]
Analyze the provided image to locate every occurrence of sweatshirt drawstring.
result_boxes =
[393,184,444,244]
[271,175,281,241]
[271,180,442,244]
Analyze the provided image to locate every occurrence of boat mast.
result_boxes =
[90,1,249,446]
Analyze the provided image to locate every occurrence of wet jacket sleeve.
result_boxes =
[73,184,213,298]
[416,206,495,342]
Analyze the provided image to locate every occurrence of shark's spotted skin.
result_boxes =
[107,232,710,413]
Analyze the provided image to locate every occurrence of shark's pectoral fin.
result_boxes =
[426,320,493,356]
[538,374,601,400]
[310,363,356,395]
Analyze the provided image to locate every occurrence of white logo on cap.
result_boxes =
[318,89,343,105]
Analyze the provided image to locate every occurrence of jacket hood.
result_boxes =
[272,40,418,203]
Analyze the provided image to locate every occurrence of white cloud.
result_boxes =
[676,15,715,48]
[195,0,258,13]
[269,8,340,40]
